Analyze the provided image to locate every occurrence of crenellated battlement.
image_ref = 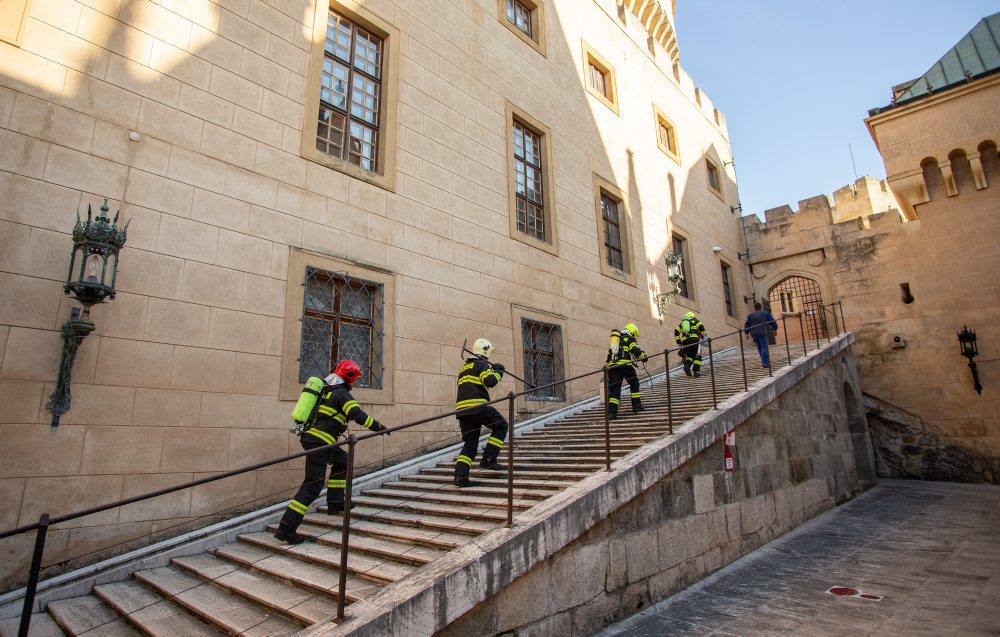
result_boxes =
[745,176,904,233]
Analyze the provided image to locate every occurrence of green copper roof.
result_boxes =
[870,12,1000,114]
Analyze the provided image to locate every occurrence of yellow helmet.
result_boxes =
[624,323,639,338]
[472,338,493,358]
[684,311,696,319]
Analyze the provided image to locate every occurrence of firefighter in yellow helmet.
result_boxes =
[453,338,509,487]
[605,323,647,420]
[674,311,707,377]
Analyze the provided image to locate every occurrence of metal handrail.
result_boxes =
[3,302,847,634]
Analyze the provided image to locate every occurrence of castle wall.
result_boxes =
[0,0,749,588]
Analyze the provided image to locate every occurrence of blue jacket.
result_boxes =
[744,310,777,337]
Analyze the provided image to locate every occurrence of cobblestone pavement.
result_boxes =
[597,479,1000,636]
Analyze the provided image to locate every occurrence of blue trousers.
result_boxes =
[752,333,770,367]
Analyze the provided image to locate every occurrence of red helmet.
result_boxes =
[333,360,362,384]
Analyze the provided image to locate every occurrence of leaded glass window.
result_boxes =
[316,11,381,173]
[601,192,624,271]
[506,0,532,37]
[513,120,545,240]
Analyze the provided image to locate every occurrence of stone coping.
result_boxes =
[306,334,855,636]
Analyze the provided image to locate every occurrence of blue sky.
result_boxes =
[675,1,999,218]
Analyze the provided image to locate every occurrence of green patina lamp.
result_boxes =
[655,250,684,317]
[47,199,129,426]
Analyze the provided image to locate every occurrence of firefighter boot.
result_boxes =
[480,456,507,471]
[632,398,645,414]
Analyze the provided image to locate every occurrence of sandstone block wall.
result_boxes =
[0,0,751,589]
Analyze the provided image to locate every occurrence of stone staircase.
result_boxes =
[1,345,791,637]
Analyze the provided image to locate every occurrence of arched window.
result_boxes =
[768,276,826,341]
[978,141,999,187]
[921,157,947,201]
[948,149,975,193]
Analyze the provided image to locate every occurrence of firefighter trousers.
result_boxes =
[454,406,508,478]
[278,437,348,534]
[607,365,642,417]
[679,338,702,375]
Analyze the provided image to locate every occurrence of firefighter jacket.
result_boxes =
[606,329,646,367]
[303,382,378,445]
[455,358,503,411]
[674,316,706,344]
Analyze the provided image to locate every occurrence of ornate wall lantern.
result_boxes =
[47,200,129,425]
[956,325,982,395]
[655,250,684,316]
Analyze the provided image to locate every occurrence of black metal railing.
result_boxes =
[0,301,847,635]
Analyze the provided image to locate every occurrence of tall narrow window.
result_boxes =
[672,234,691,299]
[706,158,722,196]
[721,263,734,317]
[780,291,795,313]
[300,267,385,389]
[316,11,383,173]
[513,119,545,241]
[522,318,565,400]
[601,193,624,271]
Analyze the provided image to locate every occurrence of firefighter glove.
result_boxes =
[370,421,389,435]
[492,363,505,376]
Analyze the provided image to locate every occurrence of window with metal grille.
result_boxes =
[672,234,691,298]
[513,119,545,240]
[506,0,532,37]
[600,192,625,271]
[521,318,565,400]
[721,263,734,317]
[316,10,382,173]
[299,267,385,389]
[770,276,827,340]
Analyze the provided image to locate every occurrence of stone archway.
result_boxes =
[767,275,827,343]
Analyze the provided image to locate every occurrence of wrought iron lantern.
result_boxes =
[957,325,982,395]
[655,250,684,316]
[47,200,129,425]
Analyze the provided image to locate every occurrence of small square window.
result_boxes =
[498,0,546,56]
[653,105,680,164]
[582,42,618,113]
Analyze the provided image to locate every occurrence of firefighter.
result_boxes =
[674,311,707,377]
[454,338,509,488]
[275,360,387,545]
[605,323,647,420]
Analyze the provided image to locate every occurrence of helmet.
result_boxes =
[684,311,696,319]
[472,338,493,358]
[333,360,362,384]
[624,323,639,338]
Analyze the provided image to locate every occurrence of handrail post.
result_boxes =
[506,391,515,528]
[664,349,673,435]
[707,338,717,410]
[18,514,49,637]
[812,309,821,350]
[799,312,808,356]
[783,313,792,365]
[738,328,748,391]
[602,367,611,471]
[830,304,840,339]
[824,305,832,343]
[336,435,357,623]
[839,300,847,333]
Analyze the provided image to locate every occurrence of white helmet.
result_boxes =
[472,338,493,358]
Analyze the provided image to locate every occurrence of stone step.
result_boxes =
[171,553,338,627]
[46,595,138,636]
[380,479,556,500]
[271,521,447,567]
[0,613,66,637]
[359,487,536,511]
[299,515,472,551]
[134,566,302,636]
[399,473,575,490]
[93,579,221,637]
[422,467,591,481]
[351,495,509,523]
[349,505,500,536]
[237,532,416,586]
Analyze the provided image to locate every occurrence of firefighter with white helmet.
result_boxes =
[453,338,509,487]
[275,359,387,544]
[605,322,647,420]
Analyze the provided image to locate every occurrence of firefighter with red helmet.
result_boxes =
[453,338,509,488]
[275,360,387,544]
